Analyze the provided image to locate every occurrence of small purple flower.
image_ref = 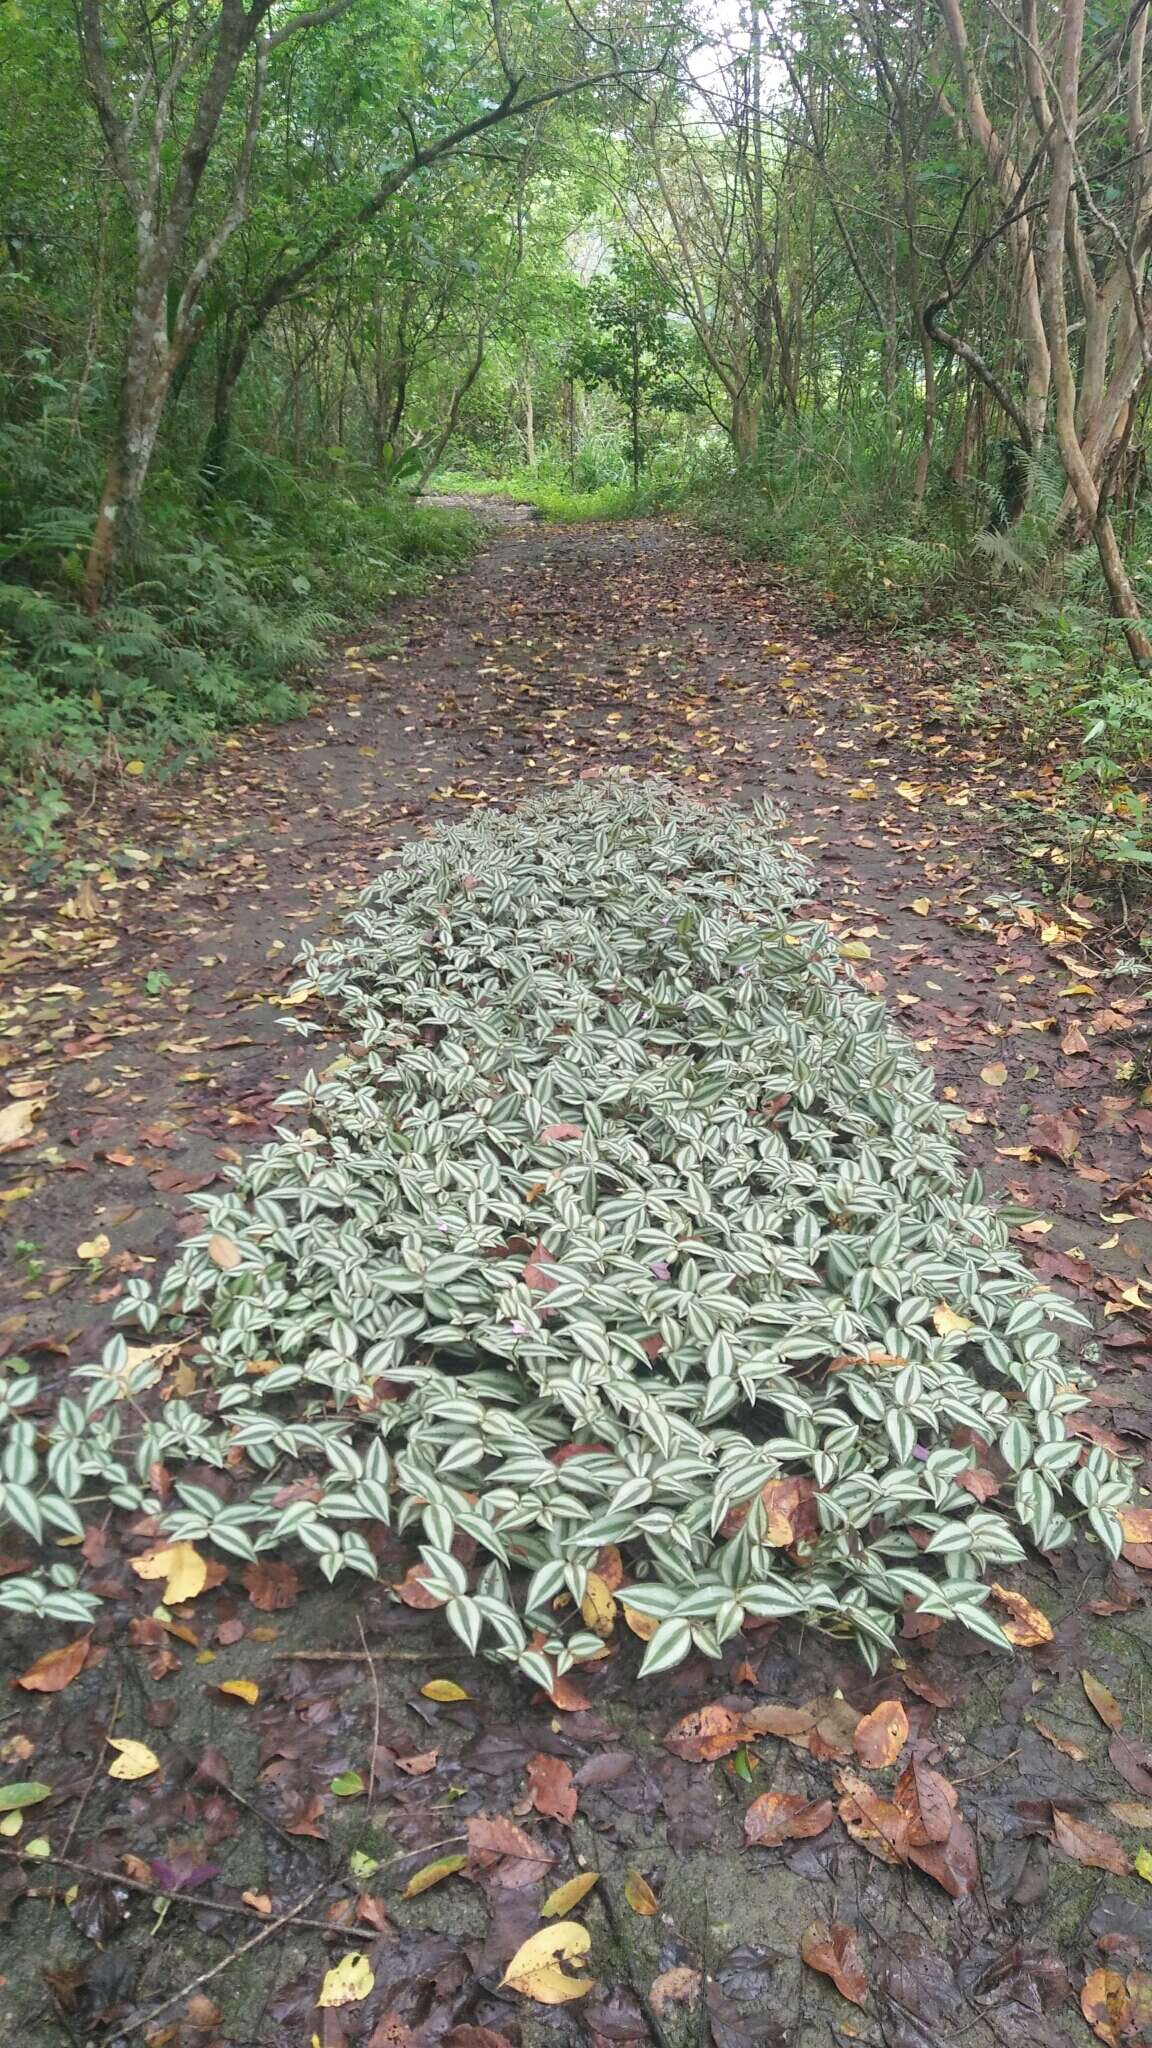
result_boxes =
[912,1444,928,1461]
[650,1259,671,1281]
[509,1320,526,1335]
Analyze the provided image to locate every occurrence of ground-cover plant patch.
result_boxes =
[0,780,1133,1684]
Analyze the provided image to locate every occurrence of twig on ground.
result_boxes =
[359,1613,384,1808]
[0,1844,359,1935]
[273,1647,431,1662]
[113,1879,329,2038]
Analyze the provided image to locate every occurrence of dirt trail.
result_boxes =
[3,516,1152,2046]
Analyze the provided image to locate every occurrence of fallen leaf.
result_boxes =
[131,1541,208,1604]
[988,1582,1053,1647]
[421,1679,469,1703]
[1081,1967,1132,2047]
[14,1635,91,1694]
[624,1870,660,1915]
[663,1704,745,1762]
[650,1967,701,2015]
[1052,1807,1129,1876]
[539,1123,584,1143]
[1083,1671,1124,1732]
[217,1679,258,1705]
[403,1854,466,1897]
[318,1953,375,2008]
[542,1871,600,1917]
[0,1098,40,1151]
[501,1923,595,2004]
[800,1921,869,2006]
[980,1062,1008,1087]
[931,1303,972,1337]
[527,1753,577,1824]
[207,1233,243,1270]
[242,1561,299,1611]
[1111,1803,1152,1827]
[0,1781,51,1813]
[743,1792,835,1847]
[853,1700,908,1770]
[1031,1719,1088,1762]
[580,1572,617,1638]
[107,1739,160,1781]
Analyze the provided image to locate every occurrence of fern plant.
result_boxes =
[0,782,1132,1680]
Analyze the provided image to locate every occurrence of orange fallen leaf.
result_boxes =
[987,1582,1053,1647]
[1083,1670,1124,1732]
[624,1869,660,1915]
[853,1700,908,1770]
[14,1635,91,1694]
[800,1921,869,2006]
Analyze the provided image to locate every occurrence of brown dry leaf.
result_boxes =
[895,1760,956,1847]
[743,1792,835,1847]
[242,1561,299,1611]
[853,1700,908,1770]
[1112,1803,1152,1828]
[207,1233,243,1270]
[542,1872,600,1917]
[987,1581,1053,1647]
[663,1703,746,1763]
[580,1573,617,1639]
[1052,1807,1130,1876]
[500,1923,595,2005]
[539,1123,584,1144]
[467,1814,553,1888]
[393,1562,445,1609]
[548,1672,592,1712]
[624,1870,660,1915]
[1081,1967,1132,2047]
[1031,1719,1088,1763]
[14,1635,91,1694]
[649,1967,701,2016]
[527,1753,578,1824]
[1083,1671,1124,1732]
[800,1921,869,2007]
[130,1541,208,1605]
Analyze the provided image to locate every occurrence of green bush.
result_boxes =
[0,782,1130,1677]
[0,424,478,796]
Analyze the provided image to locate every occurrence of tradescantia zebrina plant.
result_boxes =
[0,780,1134,1682]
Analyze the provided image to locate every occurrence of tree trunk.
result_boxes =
[524,383,536,468]
[83,293,174,612]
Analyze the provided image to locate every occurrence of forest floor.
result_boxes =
[4,509,1152,2048]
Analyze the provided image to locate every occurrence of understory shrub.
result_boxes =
[0,781,1132,1681]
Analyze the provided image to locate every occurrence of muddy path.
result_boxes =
[3,515,1152,2046]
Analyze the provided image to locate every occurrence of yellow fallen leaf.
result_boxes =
[501,1922,595,2004]
[420,1679,469,1702]
[107,1739,160,1781]
[76,1234,110,1261]
[932,1303,972,1337]
[1136,1846,1152,1885]
[909,898,931,915]
[207,1233,243,1271]
[403,1853,466,1897]
[130,1541,208,1605]
[580,1573,617,1639]
[623,1605,659,1642]
[895,782,923,803]
[840,941,871,961]
[0,1098,40,1151]
[624,1869,660,1915]
[988,1582,1053,1647]
[218,1680,259,1705]
[542,1872,600,1917]
[317,1953,375,2007]
[980,1062,1008,1087]
[124,760,145,775]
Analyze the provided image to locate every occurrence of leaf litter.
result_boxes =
[6,518,1152,2042]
